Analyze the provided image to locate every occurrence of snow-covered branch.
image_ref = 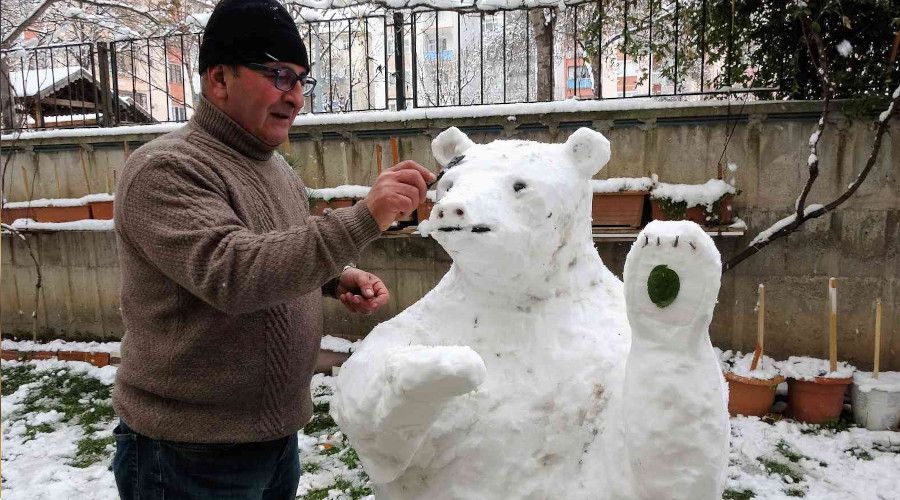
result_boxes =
[723,83,899,273]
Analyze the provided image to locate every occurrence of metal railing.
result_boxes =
[1,1,794,132]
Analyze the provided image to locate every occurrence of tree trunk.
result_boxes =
[529,9,556,102]
[0,58,17,130]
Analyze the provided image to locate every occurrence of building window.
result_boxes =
[171,106,187,121]
[168,63,183,84]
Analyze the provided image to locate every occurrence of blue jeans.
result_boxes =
[112,420,300,500]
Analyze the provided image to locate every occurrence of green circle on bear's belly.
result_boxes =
[647,264,680,307]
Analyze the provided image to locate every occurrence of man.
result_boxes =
[110,0,435,498]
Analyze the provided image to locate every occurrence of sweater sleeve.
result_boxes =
[118,158,381,314]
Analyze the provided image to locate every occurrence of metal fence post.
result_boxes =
[393,12,406,110]
[96,42,115,127]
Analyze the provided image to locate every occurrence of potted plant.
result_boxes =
[85,194,115,219]
[720,350,784,417]
[589,177,652,228]
[2,199,92,223]
[780,356,855,424]
[307,185,370,216]
[417,191,437,224]
[650,179,736,226]
[851,299,900,430]
[315,335,359,375]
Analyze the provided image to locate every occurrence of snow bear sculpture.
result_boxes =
[331,127,729,499]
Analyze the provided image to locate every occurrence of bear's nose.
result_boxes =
[435,202,466,222]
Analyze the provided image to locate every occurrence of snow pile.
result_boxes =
[853,371,900,394]
[590,177,654,193]
[650,179,735,207]
[334,127,729,499]
[727,416,900,499]
[320,335,360,353]
[307,185,370,201]
[7,219,114,232]
[1,339,120,354]
[717,349,781,380]
[778,356,856,381]
[3,193,114,209]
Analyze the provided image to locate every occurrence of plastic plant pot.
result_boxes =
[851,372,900,431]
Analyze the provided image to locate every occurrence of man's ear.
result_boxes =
[204,65,229,100]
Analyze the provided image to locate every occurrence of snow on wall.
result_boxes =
[590,177,654,193]
[6,219,114,232]
[650,179,735,207]
[4,193,114,209]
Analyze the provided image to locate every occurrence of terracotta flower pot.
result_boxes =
[89,200,114,219]
[650,194,734,226]
[591,191,647,228]
[315,349,350,374]
[786,376,853,424]
[725,372,785,417]
[309,198,355,216]
[32,205,92,223]
[416,199,435,223]
[1,207,36,224]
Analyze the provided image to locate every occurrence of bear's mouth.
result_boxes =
[436,224,492,233]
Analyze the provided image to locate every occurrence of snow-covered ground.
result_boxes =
[2,358,898,500]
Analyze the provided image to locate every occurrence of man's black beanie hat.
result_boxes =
[198,0,309,74]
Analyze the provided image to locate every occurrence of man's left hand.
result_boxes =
[336,268,390,314]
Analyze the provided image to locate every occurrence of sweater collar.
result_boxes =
[192,96,277,161]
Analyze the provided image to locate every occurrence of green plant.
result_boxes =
[723,489,755,500]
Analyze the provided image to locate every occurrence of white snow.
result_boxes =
[726,416,900,499]
[307,185,371,201]
[650,179,735,206]
[778,356,856,381]
[1,339,120,354]
[320,335,360,353]
[6,219,114,232]
[853,371,900,394]
[4,193,114,209]
[7,66,86,97]
[836,40,853,57]
[4,97,759,143]
[718,349,782,380]
[728,217,747,230]
[590,177,653,193]
[748,204,823,247]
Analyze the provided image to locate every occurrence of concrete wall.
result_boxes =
[2,100,897,370]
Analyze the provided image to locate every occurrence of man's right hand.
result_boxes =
[365,160,436,231]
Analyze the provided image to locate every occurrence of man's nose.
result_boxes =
[282,83,304,111]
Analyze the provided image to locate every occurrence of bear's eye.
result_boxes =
[513,181,527,193]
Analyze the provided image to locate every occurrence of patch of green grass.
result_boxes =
[312,385,332,398]
[23,423,55,440]
[776,440,808,463]
[340,447,361,469]
[758,458,804,484]
[69,435,115,468]
[723,489,755,500]
[1,363,39,395]
[303,414,337,435]
[786,488,806,497]
[849,448,873,461]
[301,461,321,473]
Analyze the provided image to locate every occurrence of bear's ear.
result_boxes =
[564,127,611,177]
[432,127,475,166]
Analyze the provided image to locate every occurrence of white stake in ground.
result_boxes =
[873,298,882,379]
[828,278,838,373]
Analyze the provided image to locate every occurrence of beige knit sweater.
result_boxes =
[112,97,380,443]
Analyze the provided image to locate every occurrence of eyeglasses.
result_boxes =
[244,63,317,96]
